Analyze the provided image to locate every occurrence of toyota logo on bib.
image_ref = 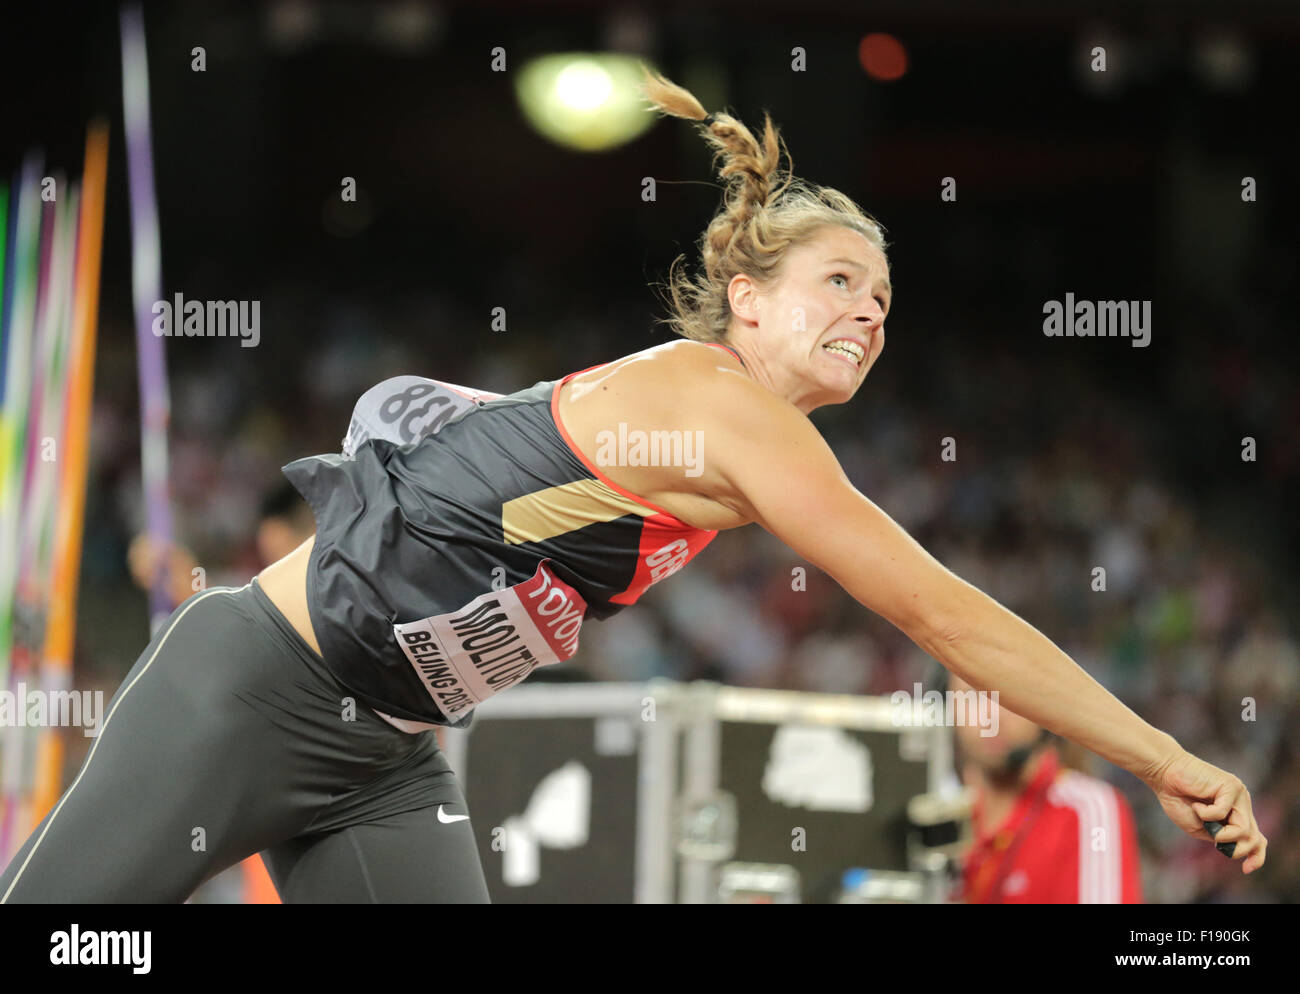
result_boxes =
[393,560,588,719]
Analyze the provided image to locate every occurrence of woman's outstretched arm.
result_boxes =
[690,365,1267,873]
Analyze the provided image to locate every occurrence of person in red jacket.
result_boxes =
[950,672,1143,903]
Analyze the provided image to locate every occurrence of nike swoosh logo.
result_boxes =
[438,804,469,824]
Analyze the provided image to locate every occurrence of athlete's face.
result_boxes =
[728,225,890,413]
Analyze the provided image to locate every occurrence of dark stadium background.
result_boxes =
[2,1,1296,902]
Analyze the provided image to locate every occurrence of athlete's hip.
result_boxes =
[116,579,425,770]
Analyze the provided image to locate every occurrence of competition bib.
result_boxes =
[393,559,588,719]
[341,375,503,457]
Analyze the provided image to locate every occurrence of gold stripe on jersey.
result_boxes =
[501,478,650,546]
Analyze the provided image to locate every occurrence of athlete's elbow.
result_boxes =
[899,582,981,658]
[866,593,963,654]
[903,611,968,663]
[837,550,980,652]
[929,615,968,647]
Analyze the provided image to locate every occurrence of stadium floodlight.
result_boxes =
[515,53,658,152]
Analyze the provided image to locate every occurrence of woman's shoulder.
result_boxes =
[565,339,751,413]
[561,337,810,448]
[657,337,744,369]
[580,338,745,385]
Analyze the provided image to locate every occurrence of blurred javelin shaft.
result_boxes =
[0,160,42,861]
[120,3,175,633]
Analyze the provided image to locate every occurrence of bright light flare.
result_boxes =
[516,54,658,152]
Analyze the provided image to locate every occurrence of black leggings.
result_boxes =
[0,578,490,903]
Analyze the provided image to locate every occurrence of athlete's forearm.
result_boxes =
[919,579,1181,783]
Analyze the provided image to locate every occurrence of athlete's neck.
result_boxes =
[719,335,834,416]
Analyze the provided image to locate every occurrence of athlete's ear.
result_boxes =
[726,272,761,325]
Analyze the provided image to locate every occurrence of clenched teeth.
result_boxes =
[823,340,864,365]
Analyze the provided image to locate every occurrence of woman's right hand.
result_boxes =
[1142,749,1267,873]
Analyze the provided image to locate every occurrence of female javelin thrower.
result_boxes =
[0,70,1266,902]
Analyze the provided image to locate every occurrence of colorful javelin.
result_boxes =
[29,123,109,826]
[120,3,174,635]
[0,158,44,863]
